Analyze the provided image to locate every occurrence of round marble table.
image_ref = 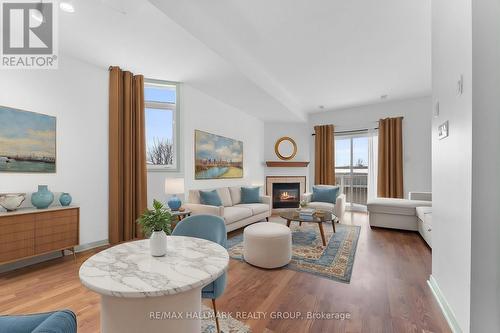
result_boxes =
[79,236,229,333]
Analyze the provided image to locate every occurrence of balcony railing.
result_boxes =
[335,173,368,206]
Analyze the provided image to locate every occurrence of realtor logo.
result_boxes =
[1,0,58,69]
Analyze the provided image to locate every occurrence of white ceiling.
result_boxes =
[59,0,303,121]
[60,0,430,121]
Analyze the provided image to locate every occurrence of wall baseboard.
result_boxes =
[74,239,109,253]
[428,275,463,333]
[0,239,109,274]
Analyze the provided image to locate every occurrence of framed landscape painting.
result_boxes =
[195,130,243,179]
[0,106,56,173]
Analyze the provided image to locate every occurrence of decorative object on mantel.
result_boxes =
[165,178,184,211]
[0,106,56,173]
[136,199,172,257]
[266,161,309,167]
[59,193,72,206]
[31,185,54,209]
[0,193,25,211]
[275,136,297,160]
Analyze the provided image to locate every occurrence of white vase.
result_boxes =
[150,230,167,257]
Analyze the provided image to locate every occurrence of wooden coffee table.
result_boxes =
[279,209,337,246]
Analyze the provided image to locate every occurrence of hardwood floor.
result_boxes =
[0,212,450,333]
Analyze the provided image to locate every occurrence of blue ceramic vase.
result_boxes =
[59,193,72,206]
[167,195,182,211]
[31,185,54,209]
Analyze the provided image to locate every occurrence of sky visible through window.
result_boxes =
[335,136,368,171]
[144,84,176,165]
[145,108,173,148]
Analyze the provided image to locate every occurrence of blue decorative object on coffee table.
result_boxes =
[59,193,72,206]
[167,195,182,211]
[31,185,54,209]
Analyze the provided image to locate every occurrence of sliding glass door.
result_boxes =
[335,134,369,209]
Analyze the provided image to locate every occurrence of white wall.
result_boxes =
[147,84,265,203]
[0,56,109,246]
[470,0,500,331]
[431,0,472,331]
[0,54,265,254]
[308,96,432,197]
[263,122,310,191]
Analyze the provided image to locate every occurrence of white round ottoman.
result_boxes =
[243,222,292,269]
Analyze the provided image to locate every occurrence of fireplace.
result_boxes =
[273,183,300,208]
[266,176,306,211]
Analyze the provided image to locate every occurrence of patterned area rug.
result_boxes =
[201,305,251,333]
[227,222,361,283]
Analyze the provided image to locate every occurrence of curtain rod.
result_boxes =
[311,116,403,136]
[311,127,379,136]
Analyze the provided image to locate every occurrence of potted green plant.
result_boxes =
[137,199,173,257]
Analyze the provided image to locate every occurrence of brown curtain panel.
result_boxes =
[377,117,404,198]
[108,66,148,244]
[314,124,335,185]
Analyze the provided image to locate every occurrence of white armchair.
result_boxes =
[302,190,346,223]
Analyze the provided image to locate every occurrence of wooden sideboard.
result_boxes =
[0,206,79,265]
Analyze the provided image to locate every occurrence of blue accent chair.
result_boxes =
[0,310,77,333]
[172,214,227,333]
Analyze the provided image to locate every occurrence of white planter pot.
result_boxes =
[150,230,167,257]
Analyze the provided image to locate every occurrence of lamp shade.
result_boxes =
[165,178,185,195]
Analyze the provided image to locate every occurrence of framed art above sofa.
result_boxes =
[194,130,243,179]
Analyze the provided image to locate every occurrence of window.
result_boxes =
[335,134,369,207]
[144,79,179,171]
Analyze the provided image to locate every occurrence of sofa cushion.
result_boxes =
[199,190,223,206]
[241,187,261,204]
[312,185,340,203]
[307,201,335,212]
[416,206,432,222]
[189,188,232,206]
[224,206,252,224]
[217,188,233,207]
[234,203,269,215]
[188,189,201,204]
[367,198,432,216]
[229,186,242,205]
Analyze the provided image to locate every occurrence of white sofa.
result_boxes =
[301,186,346,223]
[367,192,432,247]
[416,206,432,247]
[184,186,271,233]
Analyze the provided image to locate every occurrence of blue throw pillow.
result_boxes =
[240,187,261,204]
[312,186,340,204]
[199,190,223,206]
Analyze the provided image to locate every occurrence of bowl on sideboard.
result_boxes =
[0,193,26,211]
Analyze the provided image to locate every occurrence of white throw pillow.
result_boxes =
[217,188,233,207]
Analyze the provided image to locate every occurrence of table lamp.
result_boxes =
[165,178,184,211]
